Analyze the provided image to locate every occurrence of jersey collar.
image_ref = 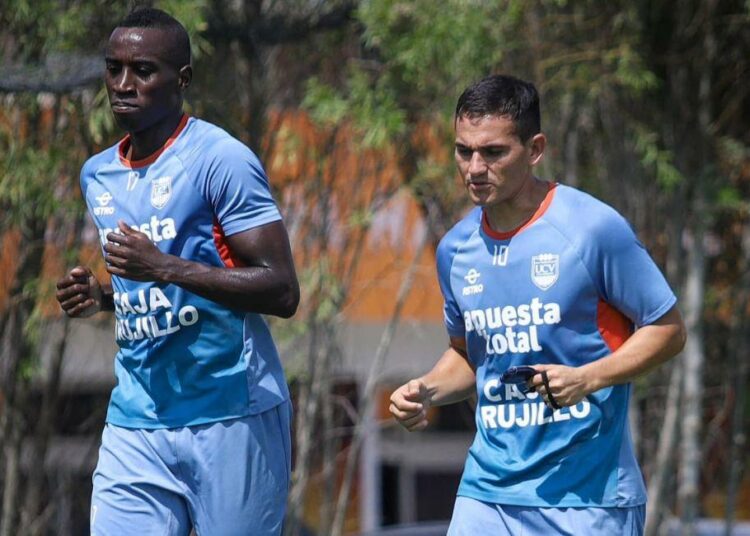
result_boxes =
[118,114,189,169]
[481,182,557,240]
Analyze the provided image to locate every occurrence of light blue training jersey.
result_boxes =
[80,115,289,429]
[437,183,676,508]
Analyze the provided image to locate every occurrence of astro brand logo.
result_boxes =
[463,268,484,296]
[94,192,115,216]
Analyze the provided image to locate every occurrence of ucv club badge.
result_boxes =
[150,176,172,209]
[531,254,559,290]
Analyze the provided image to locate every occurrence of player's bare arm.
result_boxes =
[103,219,299,317]
[390,336,475,431]
[56,266,114,317]
[529,305,686,408]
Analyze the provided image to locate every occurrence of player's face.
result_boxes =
[454,115,545,208]
[105,27,187,133]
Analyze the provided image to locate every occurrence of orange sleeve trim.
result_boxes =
[118,114,189,169]
[482,182,557,240]
[597,299,633,352]
[212,218,245,268]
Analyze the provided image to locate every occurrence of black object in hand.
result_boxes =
[501,366,538,385]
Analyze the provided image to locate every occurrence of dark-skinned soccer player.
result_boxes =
[56,8,298,535]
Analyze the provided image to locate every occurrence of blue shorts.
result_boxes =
[91,400,291,536]
[448,496,645,536]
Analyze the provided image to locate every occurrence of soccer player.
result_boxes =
[389,75,686,535]
[55,8,298,535]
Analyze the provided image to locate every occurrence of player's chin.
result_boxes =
[111,110,146,131]
[467,191,496,208]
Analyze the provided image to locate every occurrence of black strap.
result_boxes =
[541,371,561,410]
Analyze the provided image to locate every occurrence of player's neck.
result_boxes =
[126,111,184,161]
[484,176,549,233]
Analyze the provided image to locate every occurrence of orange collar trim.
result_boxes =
[118,114,189,169]
[482,182,557,240]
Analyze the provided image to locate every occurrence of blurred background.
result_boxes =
[0,1,748,535]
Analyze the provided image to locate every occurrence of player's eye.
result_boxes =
[456,146,473,159]
[105,64,120,75]
[481,147,505,158]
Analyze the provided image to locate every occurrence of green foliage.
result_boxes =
[304,71,406,149]
[3,0,209,62]
[716,186,746,211]
[633,126,684,190]
[347,208,374,230]
[157,0,212,59]
[305,259,346,323]
[304,0,530,145]
[0,144,72,225]
[610,44,658,92]
[87,87,118,145]
[357,0,524,115]
[4,0,120,60]
[349,70,407,148]
[715,136,750,215]
[307,0,667,214]
[272,260,346,381]
[718,137,750,174]
[304,79,350,127]
[412,156,458,205]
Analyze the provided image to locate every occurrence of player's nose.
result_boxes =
[467,151,487,175]
[112,68,136,94]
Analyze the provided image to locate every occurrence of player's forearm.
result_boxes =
[581,306,686,391]
[157,255,300,317]
[421,346,476,406]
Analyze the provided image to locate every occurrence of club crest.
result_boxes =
[150,176,172,209]
[531,254,559,290]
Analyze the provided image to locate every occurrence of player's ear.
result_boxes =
[528,133,546,166]
[178,65,192,90]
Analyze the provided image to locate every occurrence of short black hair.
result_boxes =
[455,75,541,142]
[116,7,191,68]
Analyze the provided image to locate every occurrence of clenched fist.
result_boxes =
[56,266,103,318]
[390,379,432,431]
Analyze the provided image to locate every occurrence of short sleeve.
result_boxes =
[202,138,281,236]
[586,212,676,327]
[436,237,465,338]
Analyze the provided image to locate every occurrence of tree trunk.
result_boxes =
[677,200,707,536]
[319,379,336,536]
[330,228,429,536]
[285,139,340,535]
[0,212,47,535]
[19,318,71,535]
[645,358,683,536]
[724,222,750,535]
[677,2,717,531]
[0,403,23,536]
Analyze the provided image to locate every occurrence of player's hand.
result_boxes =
[389,379,431,432]
[527,364,592,409]
[104,220,174,282]
[55,266,102,318]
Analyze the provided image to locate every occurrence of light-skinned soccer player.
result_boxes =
[389,75,686,535]
[55,8,298,535]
